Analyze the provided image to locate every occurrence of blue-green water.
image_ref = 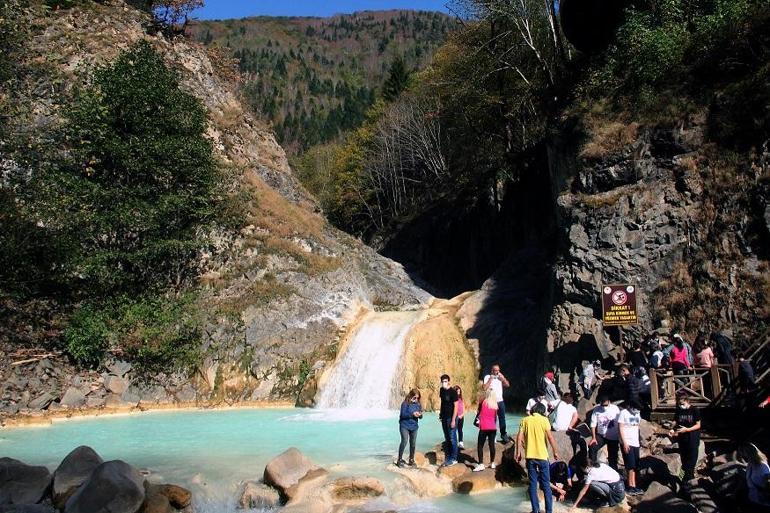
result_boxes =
[0,408,557,512]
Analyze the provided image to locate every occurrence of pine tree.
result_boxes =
[382,56,410,102]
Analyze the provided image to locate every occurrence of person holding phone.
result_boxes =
[397,388,423,467]
[483,363,510,442]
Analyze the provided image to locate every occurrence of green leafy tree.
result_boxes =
[382,56,411,102]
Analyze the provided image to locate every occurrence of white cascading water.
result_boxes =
[316,310,424,410]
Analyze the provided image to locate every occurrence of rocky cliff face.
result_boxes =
[1,1,430,420]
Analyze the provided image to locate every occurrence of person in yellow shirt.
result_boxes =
[516,402,561,513]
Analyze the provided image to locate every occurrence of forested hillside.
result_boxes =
[189,11,454,153]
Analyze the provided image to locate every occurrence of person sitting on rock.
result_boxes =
[551,392,585,458]
[540,371,560,406]
[738,443,770,512]
[396,388,423,467]
[571,457,626,510]
[526,389,550,416]
[588,395,621,471]
[473,388,498,472]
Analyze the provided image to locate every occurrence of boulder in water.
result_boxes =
[143,483,191,511]
[52,446,104,508]
[156,485,190,509]
[63,460,144,513]
[239,481,280,509]
[263,448,319,501]
[451,470,498,494]
[0,458,51,505]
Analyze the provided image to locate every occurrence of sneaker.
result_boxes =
[498,435,510,444]
[458,441,465,449]
[473,464,486,472]
[490,462,497,469]
[407,460,417,467]
[396,460,406,468]
[442,460,457,467]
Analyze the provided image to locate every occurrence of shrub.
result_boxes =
[57,40,216,297]
[65,305,111,368]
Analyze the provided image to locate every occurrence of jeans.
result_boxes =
[497,401,507,437]
[398,426,417,462]
[590,434,620,470]
[477,429,496,464]
[526,459,553,513]
[590,480,625,506]
[678,434,700,482]
[440,418,459,462]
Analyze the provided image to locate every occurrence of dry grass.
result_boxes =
[580,107,640,160]
[215,279,296,318]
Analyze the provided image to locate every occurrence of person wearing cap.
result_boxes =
[663,333,694,373]
[541,371,560,405]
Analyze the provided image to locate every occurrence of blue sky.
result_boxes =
[193,1,451,20]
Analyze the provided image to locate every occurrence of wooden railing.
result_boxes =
[650,365,734,409]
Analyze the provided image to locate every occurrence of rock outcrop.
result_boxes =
[0,459,51,506]
[52,446,104,508]
[263,448,319,501]
[63,461,145,513]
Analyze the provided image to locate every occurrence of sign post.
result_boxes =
[602,284,638,359]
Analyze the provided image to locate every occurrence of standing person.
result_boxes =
[589,395,621,470]
[454,385,466,449]
[482,364,510,442]
[619,400,643,495]
[711,331,735,365]
[619,364,643,406]
[438,374,459,466]
[694,335,715,368]
[664,334,693,374]
[571,458,626,510]
[516,402,561,513]
[668,391,701,483]
[628,341,648,371]
[649,340,665,369]
[540,371,560,405]
[580,361,596,399]
[738,443,770,512]
[473,389,498,472]
[396,389,423,467]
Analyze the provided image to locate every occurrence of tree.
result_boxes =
[382,56,411,102]
[153,0,203,29]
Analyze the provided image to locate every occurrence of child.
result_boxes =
[619,400,643,495]
[454,385,465,449]
[396,389,423,467]
[473,389,498,471]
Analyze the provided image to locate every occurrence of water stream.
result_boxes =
[316,310,424,410]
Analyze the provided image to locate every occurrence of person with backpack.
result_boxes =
[473,388,499,472]
[619,400,643,495]
[396,389,423,467]
[589,395,621,470]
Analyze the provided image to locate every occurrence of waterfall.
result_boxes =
[316,310,424,410]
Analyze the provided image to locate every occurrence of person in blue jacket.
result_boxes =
[397,388,423,467]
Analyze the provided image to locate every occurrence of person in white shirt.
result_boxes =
[482,363,510,443]
[619,401,643,495]
[526,390,549,416]
[551,393,579,432]
[571,459,626,510]
[589,395,621,470]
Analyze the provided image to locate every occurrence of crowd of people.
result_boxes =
[393,333,769,513]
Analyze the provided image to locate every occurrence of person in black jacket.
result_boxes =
[711,332,735,365]
[669,391,701,483]
[619,364,643,405]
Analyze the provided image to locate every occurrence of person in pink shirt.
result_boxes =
[454,385,466,449]
[665,334,693,373]
[694,336,715,368]
[474,389,499,471]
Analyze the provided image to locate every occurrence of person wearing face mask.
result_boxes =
[483,364,511,443]
[589,395,621,470]
[438,374,459,466]
[619,400,643,495]
[669,391,701,483]
[396,389,423,467]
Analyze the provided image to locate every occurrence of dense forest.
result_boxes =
[189,11,454,153]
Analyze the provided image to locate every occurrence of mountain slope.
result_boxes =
[189,10,454,153]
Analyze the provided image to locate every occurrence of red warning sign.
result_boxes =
[601,284,639,326]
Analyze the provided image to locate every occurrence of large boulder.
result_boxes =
[239,482,280,509]
[637,455,677,489]
[52,446,104,508]
[143,483,191,512]
[387,467,451,498]
[156,485,190,509]
[0,506,56,513]
[636,482,697,513]
[263,448,317,501]
[27,393,54,411]
[451,470,498,494]
[0,458,51,505]
[63,461,145,513]
[59,388,86,409]
[436,464,469,480]
[104,376,129,396]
